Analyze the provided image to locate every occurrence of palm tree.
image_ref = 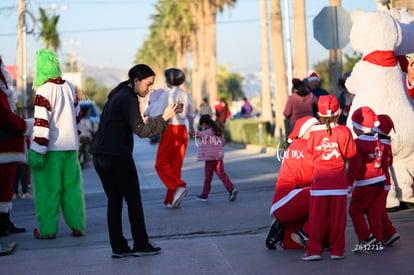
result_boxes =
[199,0,236,109]
[269,0,288,143]
[38,8,60,52]
[293,0,308,79]
[137,0,236,109]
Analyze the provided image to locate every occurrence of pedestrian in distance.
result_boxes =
[306,72,329,99]
[155,68,196,208]
[13,138,32,199]
[195,115,238,202]
[240,97,253,118]
[90,64,179,258]
[302,95,356,261]
[199,97,213,117]
[283,78,318,133]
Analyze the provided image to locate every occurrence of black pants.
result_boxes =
[93,154,149,253]
[14,163,29,194]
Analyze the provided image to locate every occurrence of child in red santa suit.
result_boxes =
[266,116,318,250]
[303,95,356,261]
[348,107,387,252]
[372,114,400,246]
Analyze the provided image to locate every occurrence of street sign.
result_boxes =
[313,6,352,49]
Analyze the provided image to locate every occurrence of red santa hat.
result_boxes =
[292,78,300,85]
[372,114,395,136]
[307,72,320,82]
[287,116,319,143]
[351,106,380,132]
[317,95,341,117]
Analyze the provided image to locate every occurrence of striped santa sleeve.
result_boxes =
[31,89,52,154]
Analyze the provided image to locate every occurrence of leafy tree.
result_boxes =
[217,65,244,102]
[83,77,110,108]
[313,59,329,90]
[343,51,362,74]
[312,51,362,91]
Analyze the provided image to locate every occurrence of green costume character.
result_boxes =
[28,49,85,239]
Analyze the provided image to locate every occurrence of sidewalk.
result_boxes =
[1,137,413,275]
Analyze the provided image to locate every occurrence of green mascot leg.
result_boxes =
[31,151,85,237]
[61,151,85,233]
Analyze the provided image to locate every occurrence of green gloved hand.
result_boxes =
[28,150,45,169]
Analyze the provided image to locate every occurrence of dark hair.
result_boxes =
[199,115,222,137]
[108,64,155,99]
[80,105,90,117]
[165,68,185,86]
[293,80,309,96]
[337,78,346,89]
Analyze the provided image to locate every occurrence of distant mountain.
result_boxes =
[82,65,128,88]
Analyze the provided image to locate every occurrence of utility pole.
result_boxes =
[329,0,342,96]
[17,0,27,111]
[63,40,80,73]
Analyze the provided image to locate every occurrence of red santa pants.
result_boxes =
[306,195,347,256]
[349,185,384,242]
[272,187,310,231]
[382,190,397,239]
[201,159,234,196]
[0,163,18,205]
[155,125,188,205]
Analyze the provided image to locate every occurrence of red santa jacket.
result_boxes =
[270,138,313,213]
[347,135,386,187]
[379,138,392,189]
[0,90,27,163]
[273,139,314,203]
[307,123,356,196]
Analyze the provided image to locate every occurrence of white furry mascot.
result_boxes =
[346,9,414,210]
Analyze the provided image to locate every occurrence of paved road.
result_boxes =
[1,137,413,275]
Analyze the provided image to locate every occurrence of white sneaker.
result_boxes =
[172,187,187,208]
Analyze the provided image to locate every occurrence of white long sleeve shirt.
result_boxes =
[31,81,80,154]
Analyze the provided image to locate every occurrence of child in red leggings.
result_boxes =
[195,115,237,202]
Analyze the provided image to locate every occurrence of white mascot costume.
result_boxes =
[346,9,414,210]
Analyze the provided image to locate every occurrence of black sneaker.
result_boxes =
[291,227,309,247]
[352,234,377,252]
[196,195,208,202]
[265,219,285,250]
[229,188,238,202]
[112,247,133,258]
[373,241,385,251]
[133,243,161,257]
[383,232,400,246]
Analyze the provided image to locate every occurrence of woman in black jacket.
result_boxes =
[90,64,178,258]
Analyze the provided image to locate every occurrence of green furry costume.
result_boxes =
[28,49,85,238]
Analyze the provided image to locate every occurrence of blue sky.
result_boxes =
[0,0,377,74]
